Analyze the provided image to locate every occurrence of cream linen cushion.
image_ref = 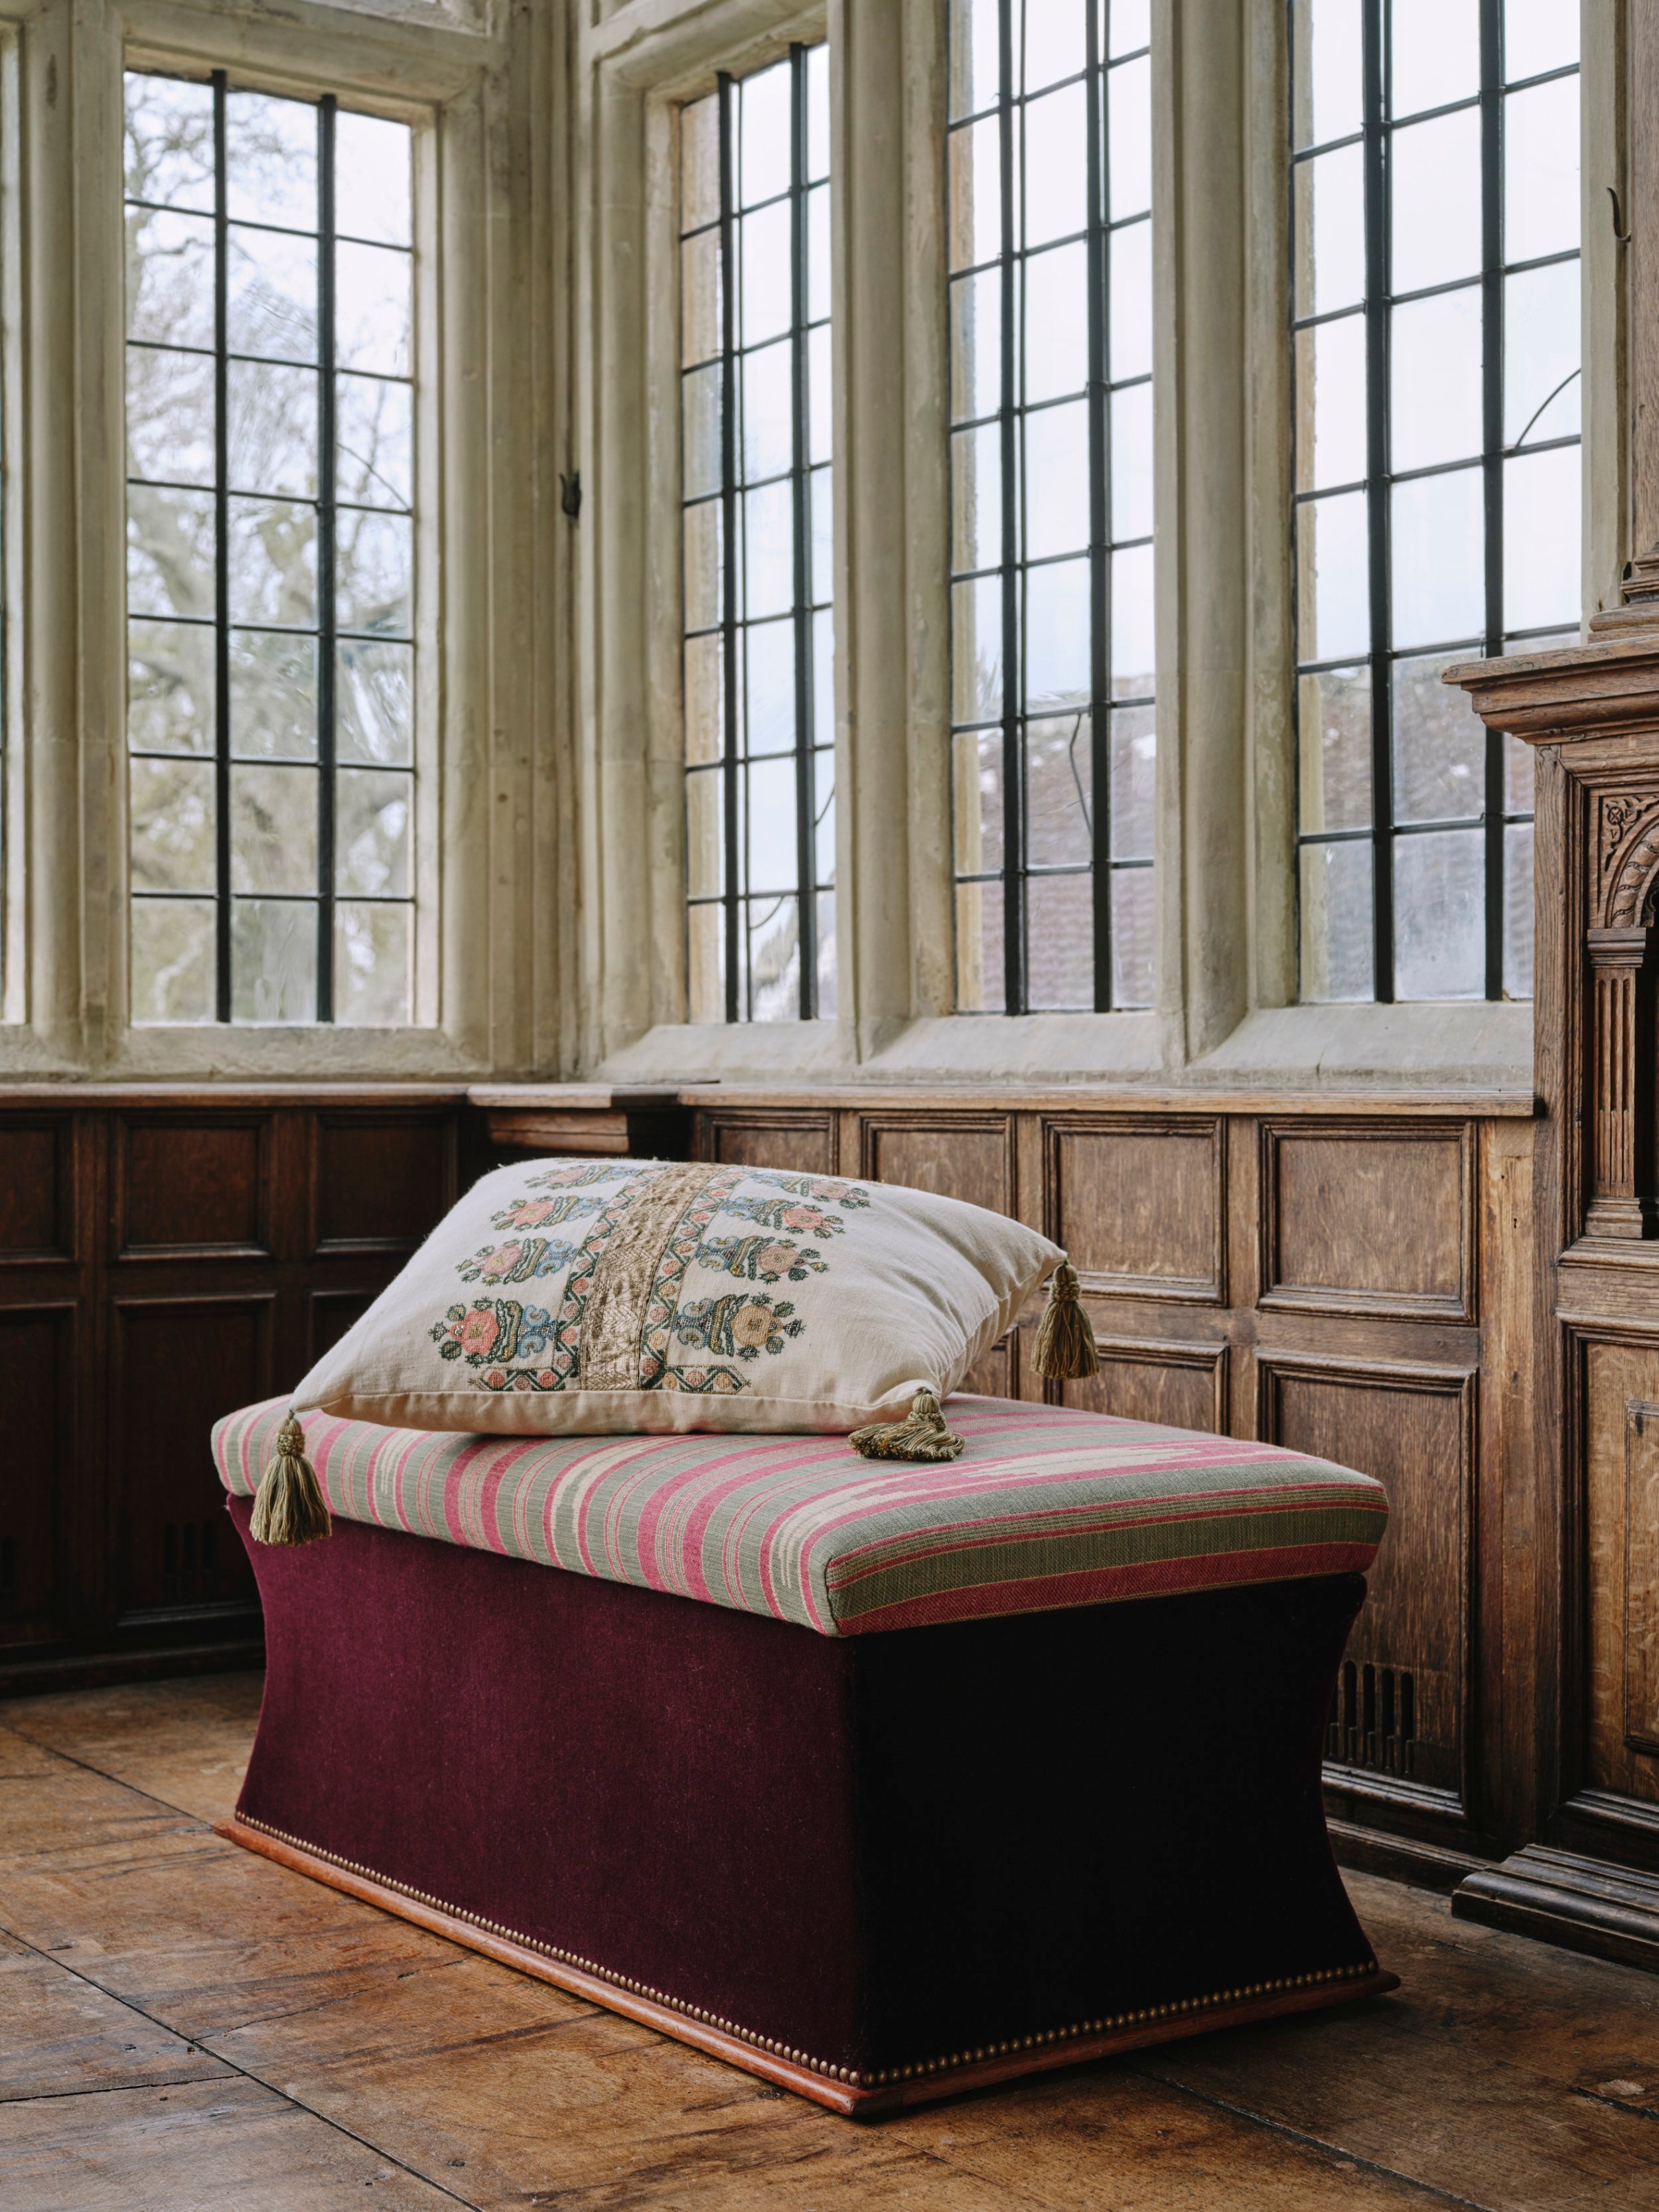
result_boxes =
[291,1156,1063,1436]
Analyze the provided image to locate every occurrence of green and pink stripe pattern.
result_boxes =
[213,1397,1388,1636]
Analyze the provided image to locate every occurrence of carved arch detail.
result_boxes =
[1598,795,1659,926]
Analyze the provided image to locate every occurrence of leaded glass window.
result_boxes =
[680,45,835,1024]
[948,0,1155,1015]
[1292,1,1580,1003]
[125,72,416,1025]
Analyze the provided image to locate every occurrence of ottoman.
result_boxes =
[212,1394,1395,2114]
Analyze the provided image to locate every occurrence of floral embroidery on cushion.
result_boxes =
[488,1193,611,1232]
[674,1291,804,1361]
[716,1195,851,1238]
[457,1238,582,1286]
[748,1172,872,1208]
[522,1162,634,1192]
[692,1234,827,1282]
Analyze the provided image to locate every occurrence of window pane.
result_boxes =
[1027,557,1090,710]
[131,898,216,1023]
[335,111,411,248]
[1110,866,1154,1007]
[743,480,794,618]
[1111,543,1155,698]
[1111,705,1155,859]
[952,423,1003,574]
[1107,58,1151,218]
[1024,244,1088,404]
[1026,717,1092,868]
[232,898,317,1022]
[1025,84,1088,249]
[739,62,792,208]
[1294,144,1364,318]
[682,230,722,368]
[1504,76,1579,264]
[1110,2,1151,60]
[1296,311,1366,492]
[1391,468,1484,649]
[1297,490,1370,663]
[1112,381,1153,539]
[682,96,720,231]
[953,577,1003,725]
[1291,0,1363,149]
[744,620,795,756]
[743,340,792,484]
[1504,821,1534,997]
[1300,839,1373,1001]
[227,226,317,362]
[1505,261,1581,446]
[337,768,411,897]
[1505,0,1576,80]
[1392,0,1479,117]
[1394,829,1485,998]
[1504,445,1581,632]
[232,763,317,894]
[131,757,216,892]
[125,76,216,212]
[1025,401,1089,559]
[746,757,800,893]
[950,0,1002,121]
[338,640,411,764]
[129,620,216,755]
[1026,3,1084,94]
[956,878,1005,1010]
[125,75,417,1028]
[1393,109,1481,293]
[747,897,800,1020]
[1390,287,1482,472]
[951,268,1003,420]
[1298,665,1371,834]
[336,901,412,1024]
[954,728,1004,876]
[233,632,318,759]
[1026,872,1094,1010]
[1110,218,1152,380]
[128,208,214,350]
[1393,651,1484,823]
[949,114,1004,271]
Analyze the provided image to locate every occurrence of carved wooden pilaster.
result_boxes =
[1584,924,1658,1239]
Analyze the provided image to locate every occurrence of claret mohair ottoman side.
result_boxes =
[214,1394,1397,2114]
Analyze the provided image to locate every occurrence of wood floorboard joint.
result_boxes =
[0,1908,484,2211]
[1127,2065,1500,2211]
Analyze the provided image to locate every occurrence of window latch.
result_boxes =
[560,470,582,519]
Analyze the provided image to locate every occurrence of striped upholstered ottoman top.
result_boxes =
[213,1396,1387,1637]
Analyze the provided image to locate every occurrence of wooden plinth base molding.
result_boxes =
[217,1814,1399,2116]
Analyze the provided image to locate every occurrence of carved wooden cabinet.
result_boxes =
[1447,628,1659,1963]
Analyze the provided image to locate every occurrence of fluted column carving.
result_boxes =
[1585,924,1658,1240]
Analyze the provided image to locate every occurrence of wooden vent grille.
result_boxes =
[1327,1659,1416,1776]
[161,1519,226,1607]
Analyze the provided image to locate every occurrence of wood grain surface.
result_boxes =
[2,1676,1656,2211]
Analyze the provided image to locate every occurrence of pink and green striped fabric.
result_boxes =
[213,1396,1388,1637]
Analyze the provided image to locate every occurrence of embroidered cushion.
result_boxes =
[214,1395,1389,1635]
[286,1157,1062,1437]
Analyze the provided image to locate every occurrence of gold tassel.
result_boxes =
[250,1412,332,1547]
[1031,1261,1100,1381]
[849,1387,965,1463]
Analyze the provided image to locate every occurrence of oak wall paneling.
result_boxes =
[0,1090,469,1696]
[1259,1120,1475,1322]
[1045,1116,1226,1304]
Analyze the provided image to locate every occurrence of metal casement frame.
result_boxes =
[317,94,338,1021]
[996,0,1023,1015]
[788,42,818,1020]
[1084,0,1113,1011]
[944,11,1151,1017]
[1358,0,1394,1003]
[715,71,742,1024]
[1289,3,1575,1004]
[212,70,232,1020]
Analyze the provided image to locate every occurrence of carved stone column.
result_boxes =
[1585,923,1658,1239]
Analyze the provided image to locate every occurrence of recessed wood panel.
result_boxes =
[0,1308,71,1646]
[701,1114,835,1175]
[1064,1340,1227,1432]
[1261,1353,1473,1801]
[861,1118,1013,1215]
[1262,1122,1473,1320]
[117,1117,269,1257]
[112,1296,270,1618]
[1047,1119,1224,1301]
[0,1121,70,1260]
[1581,1338,1659,1804]
[960,1332,1013,1400]
[312,1113,457,1253]
[307,1288,378,1366]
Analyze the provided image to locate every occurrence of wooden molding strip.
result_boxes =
[217,1815,1399,2118]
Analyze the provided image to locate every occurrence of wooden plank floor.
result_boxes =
[2,1676,1656,2211]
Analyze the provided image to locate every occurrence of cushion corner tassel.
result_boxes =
[1030,1259,1100,1381]
[250,1411,333,1547]
[849,1388,965,1463]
